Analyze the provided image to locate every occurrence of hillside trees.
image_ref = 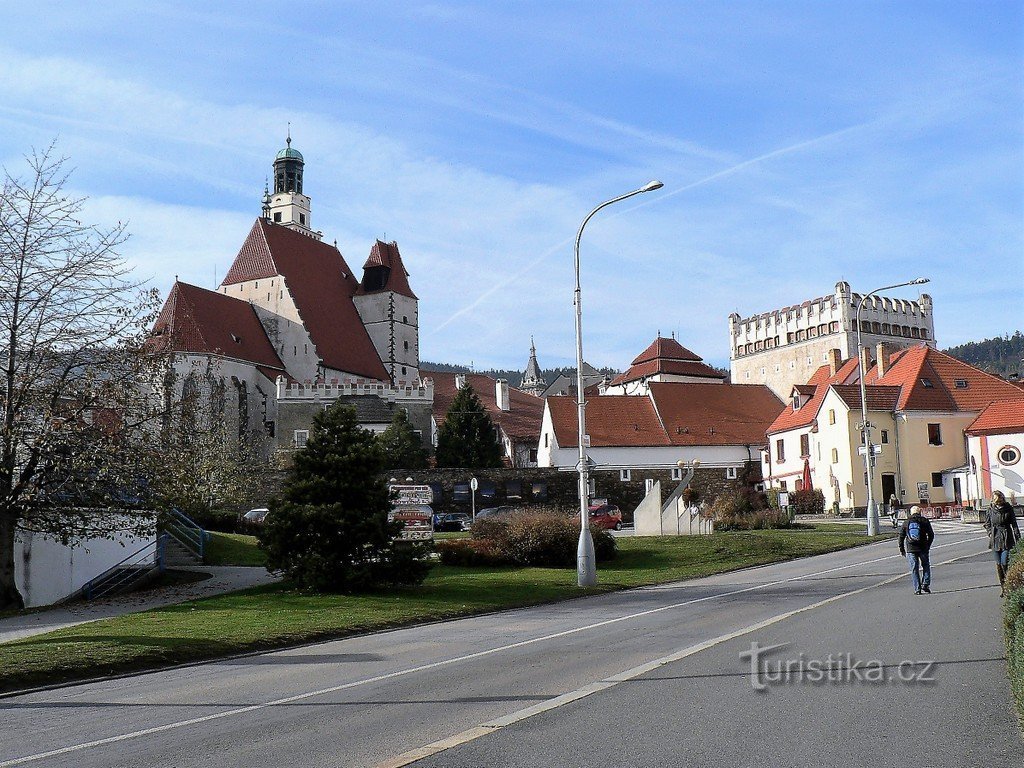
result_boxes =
[434,383,504,469]
[0,145,163,609]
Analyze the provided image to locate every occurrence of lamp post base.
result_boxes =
[577,528,597,587]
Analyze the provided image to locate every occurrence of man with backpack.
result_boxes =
[899,505,935,594]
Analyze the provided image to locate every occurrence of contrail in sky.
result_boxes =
[432,118,879,333]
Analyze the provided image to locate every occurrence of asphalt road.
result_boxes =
[1,523,1018,768]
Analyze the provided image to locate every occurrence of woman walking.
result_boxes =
[985,490,1020,596]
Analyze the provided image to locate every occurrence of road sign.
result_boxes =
[857,444,883,456]
[470,477,478,491]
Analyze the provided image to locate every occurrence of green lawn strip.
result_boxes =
[0,527,893,693]
[203,532,267,567]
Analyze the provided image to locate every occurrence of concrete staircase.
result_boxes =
[162,537,203,567]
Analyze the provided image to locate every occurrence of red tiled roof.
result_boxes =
[151,282,285,373]
[829,384,902,412]
[548,383,782,448]
[631,337,702,365]
[870,345,1023,413]
[221,220,389,382]
[611,336,724,385]
[966,399,1024,436]
[649,382,784,446]
[431,373,544,442]
[356,240,417,299]
[768,358,860,434]
[547,395,669,448]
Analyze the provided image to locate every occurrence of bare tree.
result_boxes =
[0,144,162,609]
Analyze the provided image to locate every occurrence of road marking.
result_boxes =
[376,546,987,767]
[0,535,985,767]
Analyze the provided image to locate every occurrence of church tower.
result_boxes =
[520,338,546,396]
[352,240,421,384]
[264,133,320,240]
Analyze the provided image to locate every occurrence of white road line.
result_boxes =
[377,546,987,767]
[0,535,985,767]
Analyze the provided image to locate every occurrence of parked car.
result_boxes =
[475,506,517,520]
[435,513,472,532]
[241,507,271,527]
[588,503,623,531]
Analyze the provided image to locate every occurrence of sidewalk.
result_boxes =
[0,566,281,644]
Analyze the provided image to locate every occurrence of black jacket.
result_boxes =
[986,501,1020,552]
[899,513,935,555]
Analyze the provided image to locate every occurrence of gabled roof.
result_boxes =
[870,345,1022,412]
[966,399,1024,436]
[829,384,902,412]
[151,282,285,375]
[611,336,724,385]
[768,359,859,434]
[221,220,389,382]
[431,373,544,442]
[547,383,782,449]
[649,382,784,446]
[547,395,670,448]
[356,240,417,299]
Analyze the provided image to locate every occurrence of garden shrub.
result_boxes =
[788,489,826,515]
[710,489,793,531]
[471,511,615,567]
[435,538,509,567]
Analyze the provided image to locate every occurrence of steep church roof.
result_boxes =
[221,219,390,381]
[151,281,285,380]
[356,240,417,299]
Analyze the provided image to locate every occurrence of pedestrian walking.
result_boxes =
[899,505,935,594]
[985,490,1020,597]
[888,493,901,529]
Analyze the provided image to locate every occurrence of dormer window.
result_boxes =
[793,393,802,410]
[954,379,968,389]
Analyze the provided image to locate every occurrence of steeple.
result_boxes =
[264,132,319,240]
[521,337,546,397]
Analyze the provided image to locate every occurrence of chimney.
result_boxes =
[827,348,842,376]
[876,343,892,378]
[495,379,510,411]
[455,373,466,390]
[859,346,873,382]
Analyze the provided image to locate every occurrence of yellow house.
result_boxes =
[766,344,1023,513]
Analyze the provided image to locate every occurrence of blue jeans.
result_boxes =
[994,549,1010,568]
[906,551,931,591]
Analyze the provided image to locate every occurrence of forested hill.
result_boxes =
[943,331,1023,379]
[420,361,619,389]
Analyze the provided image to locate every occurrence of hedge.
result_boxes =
[1002,541,1024,728]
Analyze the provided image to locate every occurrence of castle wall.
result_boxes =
[729,282,935,397]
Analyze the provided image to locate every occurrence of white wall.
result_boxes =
[969,432,1024,503]
[14,523,156,608]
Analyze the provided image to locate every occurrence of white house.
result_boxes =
[963,397,1024,505]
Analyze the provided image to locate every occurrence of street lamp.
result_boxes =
[856,277,929,536]
[574,180,663,587]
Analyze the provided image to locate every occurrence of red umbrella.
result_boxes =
[802,458,813,491]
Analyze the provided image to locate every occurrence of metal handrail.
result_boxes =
[81,534,167,601]
[162,508,208,560]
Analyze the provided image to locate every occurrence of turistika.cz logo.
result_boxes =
[739,642,937,691]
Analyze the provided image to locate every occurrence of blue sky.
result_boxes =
[2,1,1021,371]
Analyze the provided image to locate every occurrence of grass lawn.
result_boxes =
[204,532,267,567]
[0,525,893,693]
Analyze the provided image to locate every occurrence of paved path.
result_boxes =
[0,524,1018,768]
[0,566,280,644]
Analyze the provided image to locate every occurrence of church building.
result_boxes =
[150,138,434,456]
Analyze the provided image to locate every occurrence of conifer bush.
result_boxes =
[259,403,431,591]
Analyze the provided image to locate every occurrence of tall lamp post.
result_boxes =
[856,277,930,536]
[574,180,663,587]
